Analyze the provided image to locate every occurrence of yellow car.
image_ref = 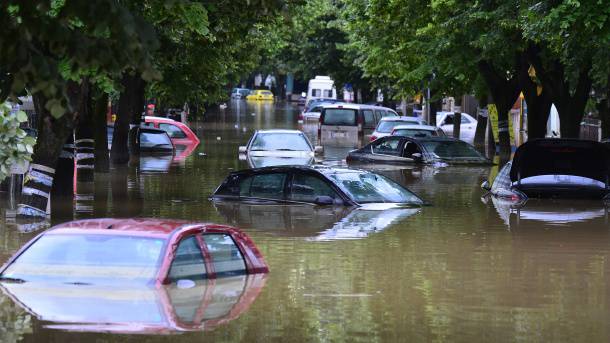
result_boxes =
[246,90,274,101]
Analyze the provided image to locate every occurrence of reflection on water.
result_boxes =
[0,274,266,334]
[1,102,610,341]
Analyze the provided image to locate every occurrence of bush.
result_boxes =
[0,102,35,182]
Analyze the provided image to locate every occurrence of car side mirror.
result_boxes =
[481,180,491,191]
[238,146,247,153]
[314,146,324,155]
[313,195,334,206]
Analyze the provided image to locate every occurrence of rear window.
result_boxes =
[322,109,357,126]
[377,121,406,133]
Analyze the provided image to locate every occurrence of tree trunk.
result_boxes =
[527,44,592,138]
[93,92,110,172]
[477,60,520,157]
[517,54,552,140]
[18,81,83,218]
[111,72,146,164]
[75,81,94,182]
[474,96,489,150]
[453,96,462,139]
[599,77,610,139]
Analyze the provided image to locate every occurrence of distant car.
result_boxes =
[391,124,446,138]
[0,218,269,286]
[238,129,322,168]
[370,116,429,142]
[144,116,200,146]
[482,139,610,201]
[211,165,425,207]
[231,87,251,99]
[436,111,477,143]
[299,99,344,122]
[318,104,399,147]
[347,136,491,165]
[246,90,274,101]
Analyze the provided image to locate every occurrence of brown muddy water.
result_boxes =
[1,100,609,342]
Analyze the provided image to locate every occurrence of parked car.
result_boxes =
[318,104,399,147]
[482,139,610,201]
[129,126,175,154]
[144,116,200,145]
[436,111,478,143]
[391,124,446,138]
[231,87,251,99]
[370,116,429,141]
[238,129,322,168]
[0,218,269,286]
[246,90,274,101]
[0,273,266,334]
[347,136,491,165]
[211,165,425,207]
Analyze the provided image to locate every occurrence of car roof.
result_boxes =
[229,165,370,178]
[321,103,395,111]
[45,218,200,237]
[145,116,179,124]
[255,129,305,134]
[379,116,421,122]
[392,124,438,131]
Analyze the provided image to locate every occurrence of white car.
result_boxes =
[436,111,477,143]
[369,116,428,142]
[390,124,446,138]
[238,129,323,168]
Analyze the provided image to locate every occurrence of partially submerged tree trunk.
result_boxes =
[527,44,592,138]
[18,81,84,218]
[93,92,110,172]
[111,72,146,164]
[473,96,489,151]
[478,60,520,157]
[452,96,462,139]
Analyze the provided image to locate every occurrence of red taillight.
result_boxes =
[298,113,303,120]
[370,135,377,142]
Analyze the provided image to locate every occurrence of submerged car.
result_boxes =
[391,124,446,138]
[299,99,343,122]
[144,116,200,146]
[347,136,491,165]
[246,90,274,101]
[231,87,251,99]
[211,165,425,207]
[239,129,322,168]
[370,116,429,142]
[482,139,610,201]
[0,218,269,286]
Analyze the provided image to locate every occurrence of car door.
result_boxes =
[438,114,454,136]
[288,172,343,205]
[459,115,476,143]
[238,172,288,203]
[368,137,411,163]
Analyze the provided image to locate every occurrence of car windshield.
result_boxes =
[323,109,357,126]
[377,120,418,133]
[422,140,484,159]
[392,129,438,138]
[328,172,423,205]
[250,133,312,151]
[262,91,272,95]
[1,234,165,283]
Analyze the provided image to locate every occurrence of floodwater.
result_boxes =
[1,100,610,342]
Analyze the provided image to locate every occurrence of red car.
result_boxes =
[144,116,200,146]
[0,218,269,286]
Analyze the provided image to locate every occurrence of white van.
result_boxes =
[307,76,336,104]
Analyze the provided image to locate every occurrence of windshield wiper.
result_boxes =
[0,276,25,283]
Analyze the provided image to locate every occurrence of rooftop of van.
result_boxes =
[321,103,393,110]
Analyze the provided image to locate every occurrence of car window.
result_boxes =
[168,236,206,282]
[328,172,424,205]
[202,234,246,277]
[371,137,402,156]
[289,173,339,202]
[310,106,323,113]
[393,129,437,138]
[323,89,333,98]
[386,110,399,117]
[374,110,384,122]
[363,110,375,127]
[461,116,471,124]
[403,141,423,158]
[311,89,321,97]
[250,133,312,151]
[421,140,484,160]
[376,120,405,133]
[139,130,172,148]
[239,173,287,199]
[159,123,187,139]
[322,109,357,126]
[442,115,453,126]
